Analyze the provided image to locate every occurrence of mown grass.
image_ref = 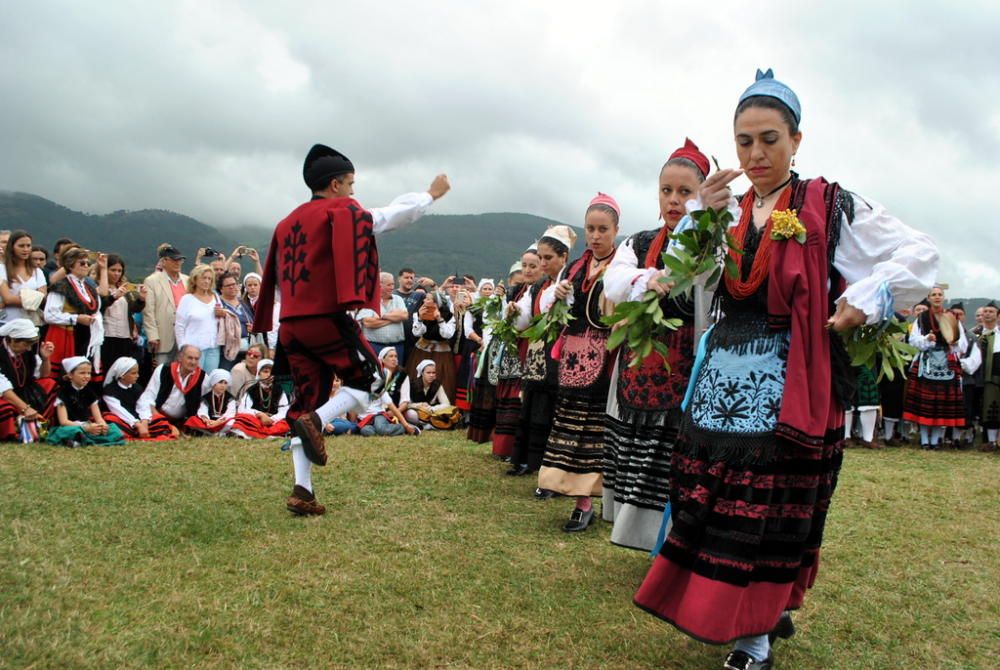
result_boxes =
[1,435,997,669]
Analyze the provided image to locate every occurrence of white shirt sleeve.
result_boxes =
[371,192,435,235]
[538,283,560,313]
[104,393,139,427]
[437,315,456,339]
[43,291,75,325]
[273,393,289,421]
[433,385,451,408]
[411,313,426,337]
[174,294,191,348]
[908,319,935,351]
[604,236,659,304]
[399,376,411,404]
[463,311,475,338]
[961,335,982,376]
[0,373,12,395]
[513,288,535,330]
[137,366,162,421]
[835,193,939,324]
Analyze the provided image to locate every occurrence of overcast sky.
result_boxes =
[2,1,998,297]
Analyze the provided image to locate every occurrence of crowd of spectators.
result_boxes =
[0,228,513,445]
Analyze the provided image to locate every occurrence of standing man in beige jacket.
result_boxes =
[143,245,189,366]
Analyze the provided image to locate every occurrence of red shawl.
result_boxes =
[769,178,844,448]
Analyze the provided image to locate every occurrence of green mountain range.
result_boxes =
[0,191,576,282]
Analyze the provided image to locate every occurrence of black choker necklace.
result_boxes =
[593,250,614,262]
[753,175,793,208]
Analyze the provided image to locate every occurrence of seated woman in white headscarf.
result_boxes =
[183,369,238,436]
[401,359,460,430]
[102,356,178,440]
[231,359,291,438]
[0,319,59,440]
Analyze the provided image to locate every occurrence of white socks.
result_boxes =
[315,386,368,425]
[883,418,897,441]
[858,409,878,443]
[290,438,313,492]
[988,429,998,443]
[843,411,854,440]
[733,634,771,663]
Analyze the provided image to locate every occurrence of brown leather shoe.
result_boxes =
[293,412,327,466]
[286,485,326,516]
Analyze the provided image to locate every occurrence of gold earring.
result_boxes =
[792,155,796,167]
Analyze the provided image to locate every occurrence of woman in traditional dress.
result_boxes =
[101,356,178,440]
[402,360,458,429]
[231,359,292,438]
[509,229,574,481]
[536,194,620,532]
[43,247,103,379]
[601,139,709,551]
[0,230,48,324]
[465,279,499,444]
[451,288,476,415]
[242,272,278,357]
[175,265,224,372]
[633,69,937,670]
[902,286,967,449]
[406,291,458,402]
[978,301,1000,450]
[0,319,58,439]
[98,254,146,376]
[494,252,540,461]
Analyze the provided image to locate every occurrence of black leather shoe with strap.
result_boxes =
[723,650,773,670]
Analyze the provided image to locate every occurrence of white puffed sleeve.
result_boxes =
[604,236,659,304]
[512,288,535,331]
[835,194,939,324]
[371,192,434,235]
[538,283,561,313]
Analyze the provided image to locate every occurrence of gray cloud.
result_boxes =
[1,0,997,298]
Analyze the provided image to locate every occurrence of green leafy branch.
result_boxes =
[659,207,742,299]
[841,318,917,382]
[602,290,683,369]
[522,299,574,344]
[475,295,519,350]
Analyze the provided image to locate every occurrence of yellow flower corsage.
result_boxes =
[770,209,807,243]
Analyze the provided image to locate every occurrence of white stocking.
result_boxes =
[291,438,313,492]
[858,409,878,443]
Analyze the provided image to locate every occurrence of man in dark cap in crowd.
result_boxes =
[143,244,189,366]
[254,144,450,515]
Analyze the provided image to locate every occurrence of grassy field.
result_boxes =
[1,434,997,669]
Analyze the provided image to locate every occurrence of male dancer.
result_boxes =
[254,144,449,515]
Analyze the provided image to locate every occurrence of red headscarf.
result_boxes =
[668,138,710,179]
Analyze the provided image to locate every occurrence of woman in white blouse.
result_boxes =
[174,264,223,371]
[0,230,48,323]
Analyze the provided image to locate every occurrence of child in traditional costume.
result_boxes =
[633,69,938,670]
[47,356,125,446]
[0,319,58,440]
[537,194,620,533]
[184,369,237,436]
[601,139,707,551]
[232,359,291,438]
[357,390,417,437]
[102,356,178,440]
[252,143,449,515]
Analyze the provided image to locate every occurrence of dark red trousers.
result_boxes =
[278,314,378,422]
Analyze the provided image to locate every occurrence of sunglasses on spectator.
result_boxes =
[246,352,262,359]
